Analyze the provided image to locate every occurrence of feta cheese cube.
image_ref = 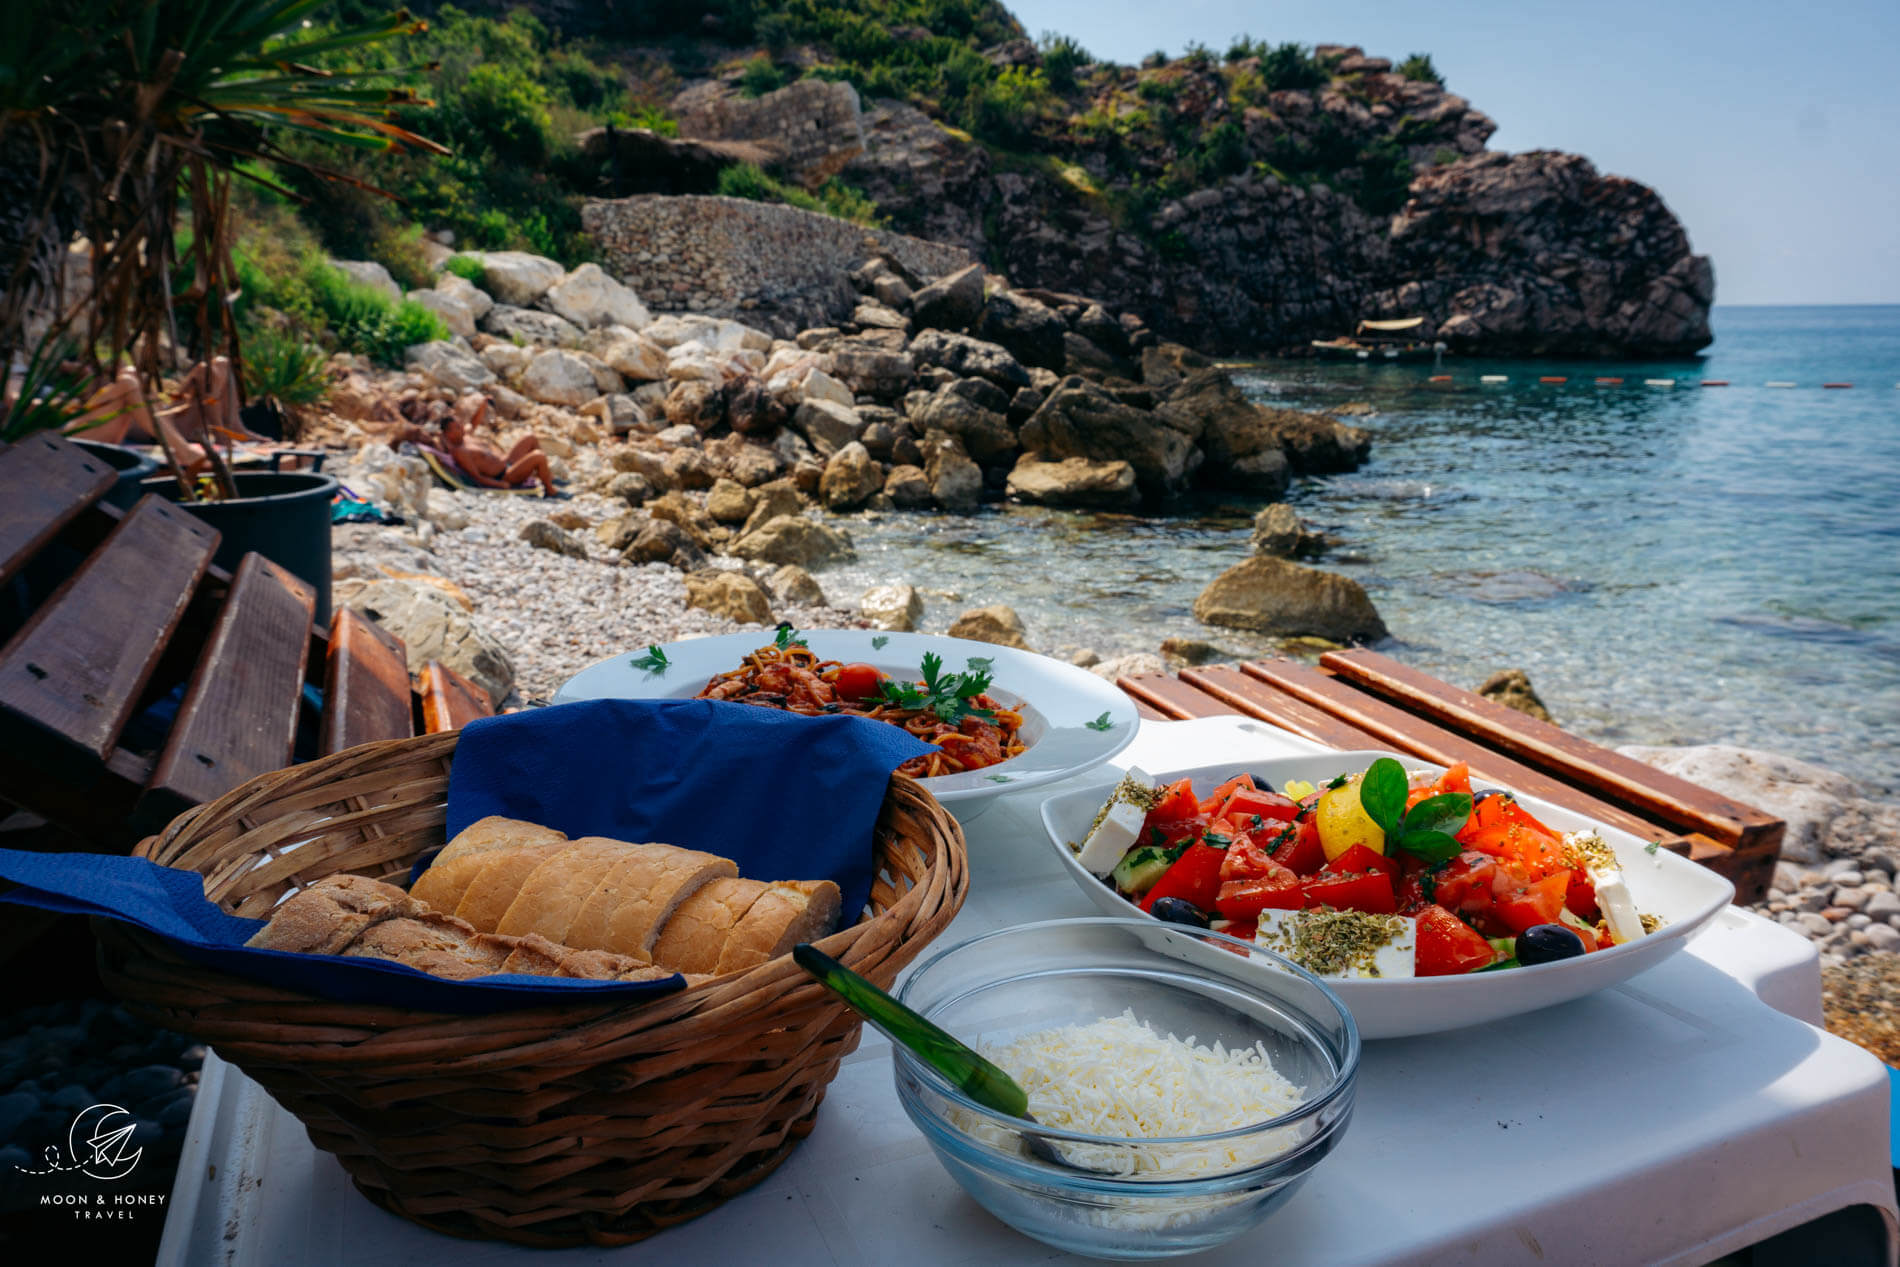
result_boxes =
[1074,767,1155,877]
[1565,831,1646,945]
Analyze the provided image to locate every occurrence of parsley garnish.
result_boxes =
[1645,839,1662,855]
[1200,830,1232,848]
[871,635,890,650]
[630,645,669,672]
[1326,773,1350,789]
[878,651,997,724]
[1085,711,1113,731]
[774,623,807,650]
[986,773,1011,783]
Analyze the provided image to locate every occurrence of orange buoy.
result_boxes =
[1594,377,1624,385]
[1823,382,1853,389]
[1700,380,1729,386]
[1539,376,1567,384]
[1429,374,1452,383]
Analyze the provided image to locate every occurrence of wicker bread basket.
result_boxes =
[94,731,968,1247]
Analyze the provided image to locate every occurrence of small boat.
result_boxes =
[1310,317,1447,361]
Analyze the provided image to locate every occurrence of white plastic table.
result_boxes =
[158,717,1898,1267]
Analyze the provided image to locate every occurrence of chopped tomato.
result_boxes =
[1220,831,1279,883]
[1148,778,1200,825]
[1303,871,1398,915]
[1408,761,1472,812]
[1139,841,1229,914]
[1199,774,1255,816]
[1218,787,1302,835]
[831,662,886,700]
[1141,812,1209,854]
[1459,794,1568,877]
[1565,868,1600,921]
[1415,906,1500,976]
[1270,815,1327,876]
[1493,869,1573,936]
[1216,860,1306,918]
[1211,918,1257,943]
[1324,843,1400,887]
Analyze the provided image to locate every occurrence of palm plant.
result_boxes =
[0,1,446,495]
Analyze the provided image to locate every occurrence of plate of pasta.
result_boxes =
[553,628,1140,809]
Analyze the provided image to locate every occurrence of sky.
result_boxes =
[1006,0,1900,306]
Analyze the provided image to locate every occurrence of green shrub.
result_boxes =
[450,63,556,167]
[714,163,883,227]
[966,66,1051,146]
[1397,53,1444,86]
[1181,41,1214,70]
[1037,32,1090,93]
[739,54,786,98]
[1353,141,1418,216]
[1137,76,1178,103]
[716,162,782,203]
[1226,36,1268,63]
[1433,146,1460,166]
[1142,50,1169,69]
[608,103,679,136]
[1197,120,1249,180]
[303,256,449,368]
[443,254,487,284]
[1260,42,1331,92]
[241,328,331,436]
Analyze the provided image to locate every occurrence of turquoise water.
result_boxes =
[825,306,1900,793]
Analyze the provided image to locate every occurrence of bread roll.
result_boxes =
[494,840,638,943]
[713,881,842,975]
[409,852,501,915]
[245,874,423,954]
[454,844,573,931]
[583,846,738,958]
[433,815,567,868]
[649,878,769,973]
[343,911,509,979]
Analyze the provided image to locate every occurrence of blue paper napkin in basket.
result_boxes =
[0,699,931,1014]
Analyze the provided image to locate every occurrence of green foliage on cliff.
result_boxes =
[1398,53,1444,86]
[716,164,886,227]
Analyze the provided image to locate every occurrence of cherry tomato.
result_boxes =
[832,662,886,700]
[1303,871,1398,915]
[1415,906,1499,976]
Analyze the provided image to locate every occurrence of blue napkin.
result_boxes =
[0,699,932,1014]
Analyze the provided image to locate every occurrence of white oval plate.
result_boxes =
[554,630,1141,810]
[1037,750,1734,1039]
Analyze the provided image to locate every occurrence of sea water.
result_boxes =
[825,306,1900,793]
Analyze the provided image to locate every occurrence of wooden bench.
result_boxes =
[0,433,496,855]
[1118,648,1785,904]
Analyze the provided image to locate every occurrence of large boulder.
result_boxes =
[517,518,588,559]
[437,272,493,321]
[403,341,493,392]
[1005,454,1139,510]
[1250,503,1318,558]
[587,326,669,381]
[663,379,724,431]
[520,348,600,407]
[860,583,924,631]
[883,463,933,508]
[475,250,566,307]
[683,570,773,625]
[790,398,864,458]
[728,514,855,567]
[479,341,532,378]
[1477,668,1554,723]
[910,263,986,332]
[768,563,826,606]
[820,441,883,511]
[645,491,720,550]
[1139,341,1211,388]
[406,286,477,338]
[1019,376,1198,501]
[349,579,515,706]
[909,329,1031,391]
[799,367,855,408]
[705,478,757,524]
[922,434,983,510]
[738,479,805,538]
[1090,651,1166,682]
[1258,407,1373,474]
[1192,557,1387,643]
[1061,330,1127,378]
[948,604,1030,650]
[909,384,1016,466]
[827,342,915,398]
[622,519,706,571]
[1158,370,1292,495]
[1615,745,1863,865]
[479,303,583,347]
[541,262,649,329]
[331,259,401,303]
[979,289,1067,371]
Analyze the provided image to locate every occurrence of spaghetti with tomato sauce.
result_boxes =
[695,643,1027,778]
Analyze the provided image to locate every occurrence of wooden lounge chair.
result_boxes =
[1118,648,1785,903]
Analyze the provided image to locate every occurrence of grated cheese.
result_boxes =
[952,1009,1309,1178]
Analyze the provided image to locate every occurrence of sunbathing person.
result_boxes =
[395,394,555,494]
[69,358,266,474]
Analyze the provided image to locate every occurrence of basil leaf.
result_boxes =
[870,635,889,650]
[1359,758,1408,836]
[1400,792,1472,839]
[1397,829,1463,862]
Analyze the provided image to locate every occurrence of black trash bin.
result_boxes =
[74,439,161,510]
[142,471,337,623]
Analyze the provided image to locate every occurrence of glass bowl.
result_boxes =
[892,917,1360,1259]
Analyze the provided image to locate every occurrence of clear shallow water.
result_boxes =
[826,306,1900,793]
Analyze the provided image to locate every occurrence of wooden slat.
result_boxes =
[420,660,493,733]
[0,494,216,759]
[1179,665,1389,751]
[143,553,315,814]
[1237,658,1697,848]
[1128,695,1171,722]
[0,433,117,587]
[1115,673,1241,721]
[1320,648,1784,853]
[321,609,414,755]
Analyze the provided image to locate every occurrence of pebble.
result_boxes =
[1832,887,1869,911]
[1822,907,1852,922]
[1797,912,1834,936]
[1866,925,1900,952]
[1849,913,1872,929]
[1831,869,1864,888]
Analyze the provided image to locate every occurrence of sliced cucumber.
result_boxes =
[1112,844,1181,896]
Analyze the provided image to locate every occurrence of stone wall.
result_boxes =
[582,195,971,336]
[676,79,867,186]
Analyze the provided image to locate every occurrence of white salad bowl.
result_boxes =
[554,629,1140,817]
[1037,750,1735,1040]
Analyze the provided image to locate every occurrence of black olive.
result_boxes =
[1149,897,1210,928]
[1516,923,1586,965]
[1472,789,1507,805]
